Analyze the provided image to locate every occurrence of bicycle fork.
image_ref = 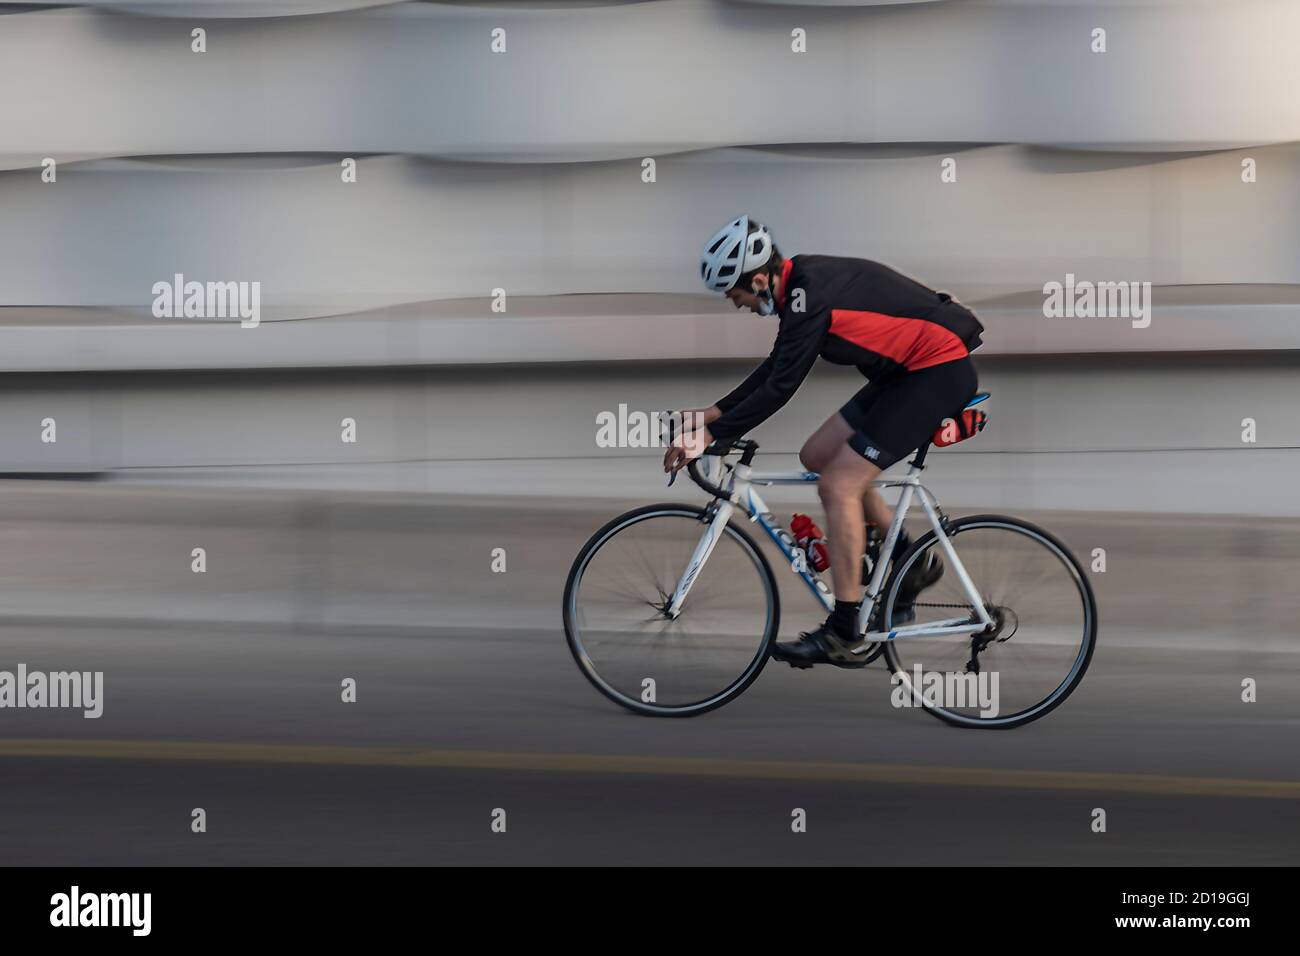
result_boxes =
[665,499,736,619]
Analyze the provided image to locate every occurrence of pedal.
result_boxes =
[787,660,814,670]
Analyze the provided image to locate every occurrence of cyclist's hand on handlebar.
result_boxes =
[662,425,714,474]
[658,406,722,446]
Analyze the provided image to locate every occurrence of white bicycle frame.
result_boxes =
[666,456,995,656]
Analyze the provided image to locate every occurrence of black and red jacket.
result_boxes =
[710,254,984,441]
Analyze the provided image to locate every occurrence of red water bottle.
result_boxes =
[791,513,830,572]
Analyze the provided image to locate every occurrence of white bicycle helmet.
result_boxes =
[700,216,774,292]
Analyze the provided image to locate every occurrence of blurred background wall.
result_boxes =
[0,0,1296,512]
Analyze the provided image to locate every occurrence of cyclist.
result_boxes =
[663,216,984,667]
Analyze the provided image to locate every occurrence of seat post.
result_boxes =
[909,442,931,469]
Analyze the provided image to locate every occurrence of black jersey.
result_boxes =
[711,255,983,441]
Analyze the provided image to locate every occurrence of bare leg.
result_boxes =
[801,414,895,578]
[816,444,882,602]
[862,484,894,531]
[799,413,855,473]
[776,422,886,665]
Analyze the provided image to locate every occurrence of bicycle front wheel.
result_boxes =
[883,515,1097,729]
[563,503,779,717]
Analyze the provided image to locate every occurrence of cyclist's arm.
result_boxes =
[708,310,829,442]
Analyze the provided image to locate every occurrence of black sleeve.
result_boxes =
[709,307,829,442]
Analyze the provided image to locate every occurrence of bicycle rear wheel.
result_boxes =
[563,503,779,716]
[882,515,1097,729]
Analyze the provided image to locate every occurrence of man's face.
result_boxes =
[724,273,770,313]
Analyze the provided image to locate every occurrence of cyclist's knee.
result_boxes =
[801,414,853,472]
[817,469,862,505]
[818,450,880,505]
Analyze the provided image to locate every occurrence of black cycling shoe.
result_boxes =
[772,621,868,670]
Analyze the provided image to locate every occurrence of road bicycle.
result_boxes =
[563,394,1097,728]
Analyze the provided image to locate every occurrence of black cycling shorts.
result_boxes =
[839,357,978,469]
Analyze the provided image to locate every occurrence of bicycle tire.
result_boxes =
[563,503,781,717]
[881,515,1098,729]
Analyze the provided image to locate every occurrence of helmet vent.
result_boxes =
[700,215,771,293]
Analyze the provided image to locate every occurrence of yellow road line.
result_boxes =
[0,739,1296,799]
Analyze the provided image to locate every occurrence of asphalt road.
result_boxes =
[0,482,1295,865]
